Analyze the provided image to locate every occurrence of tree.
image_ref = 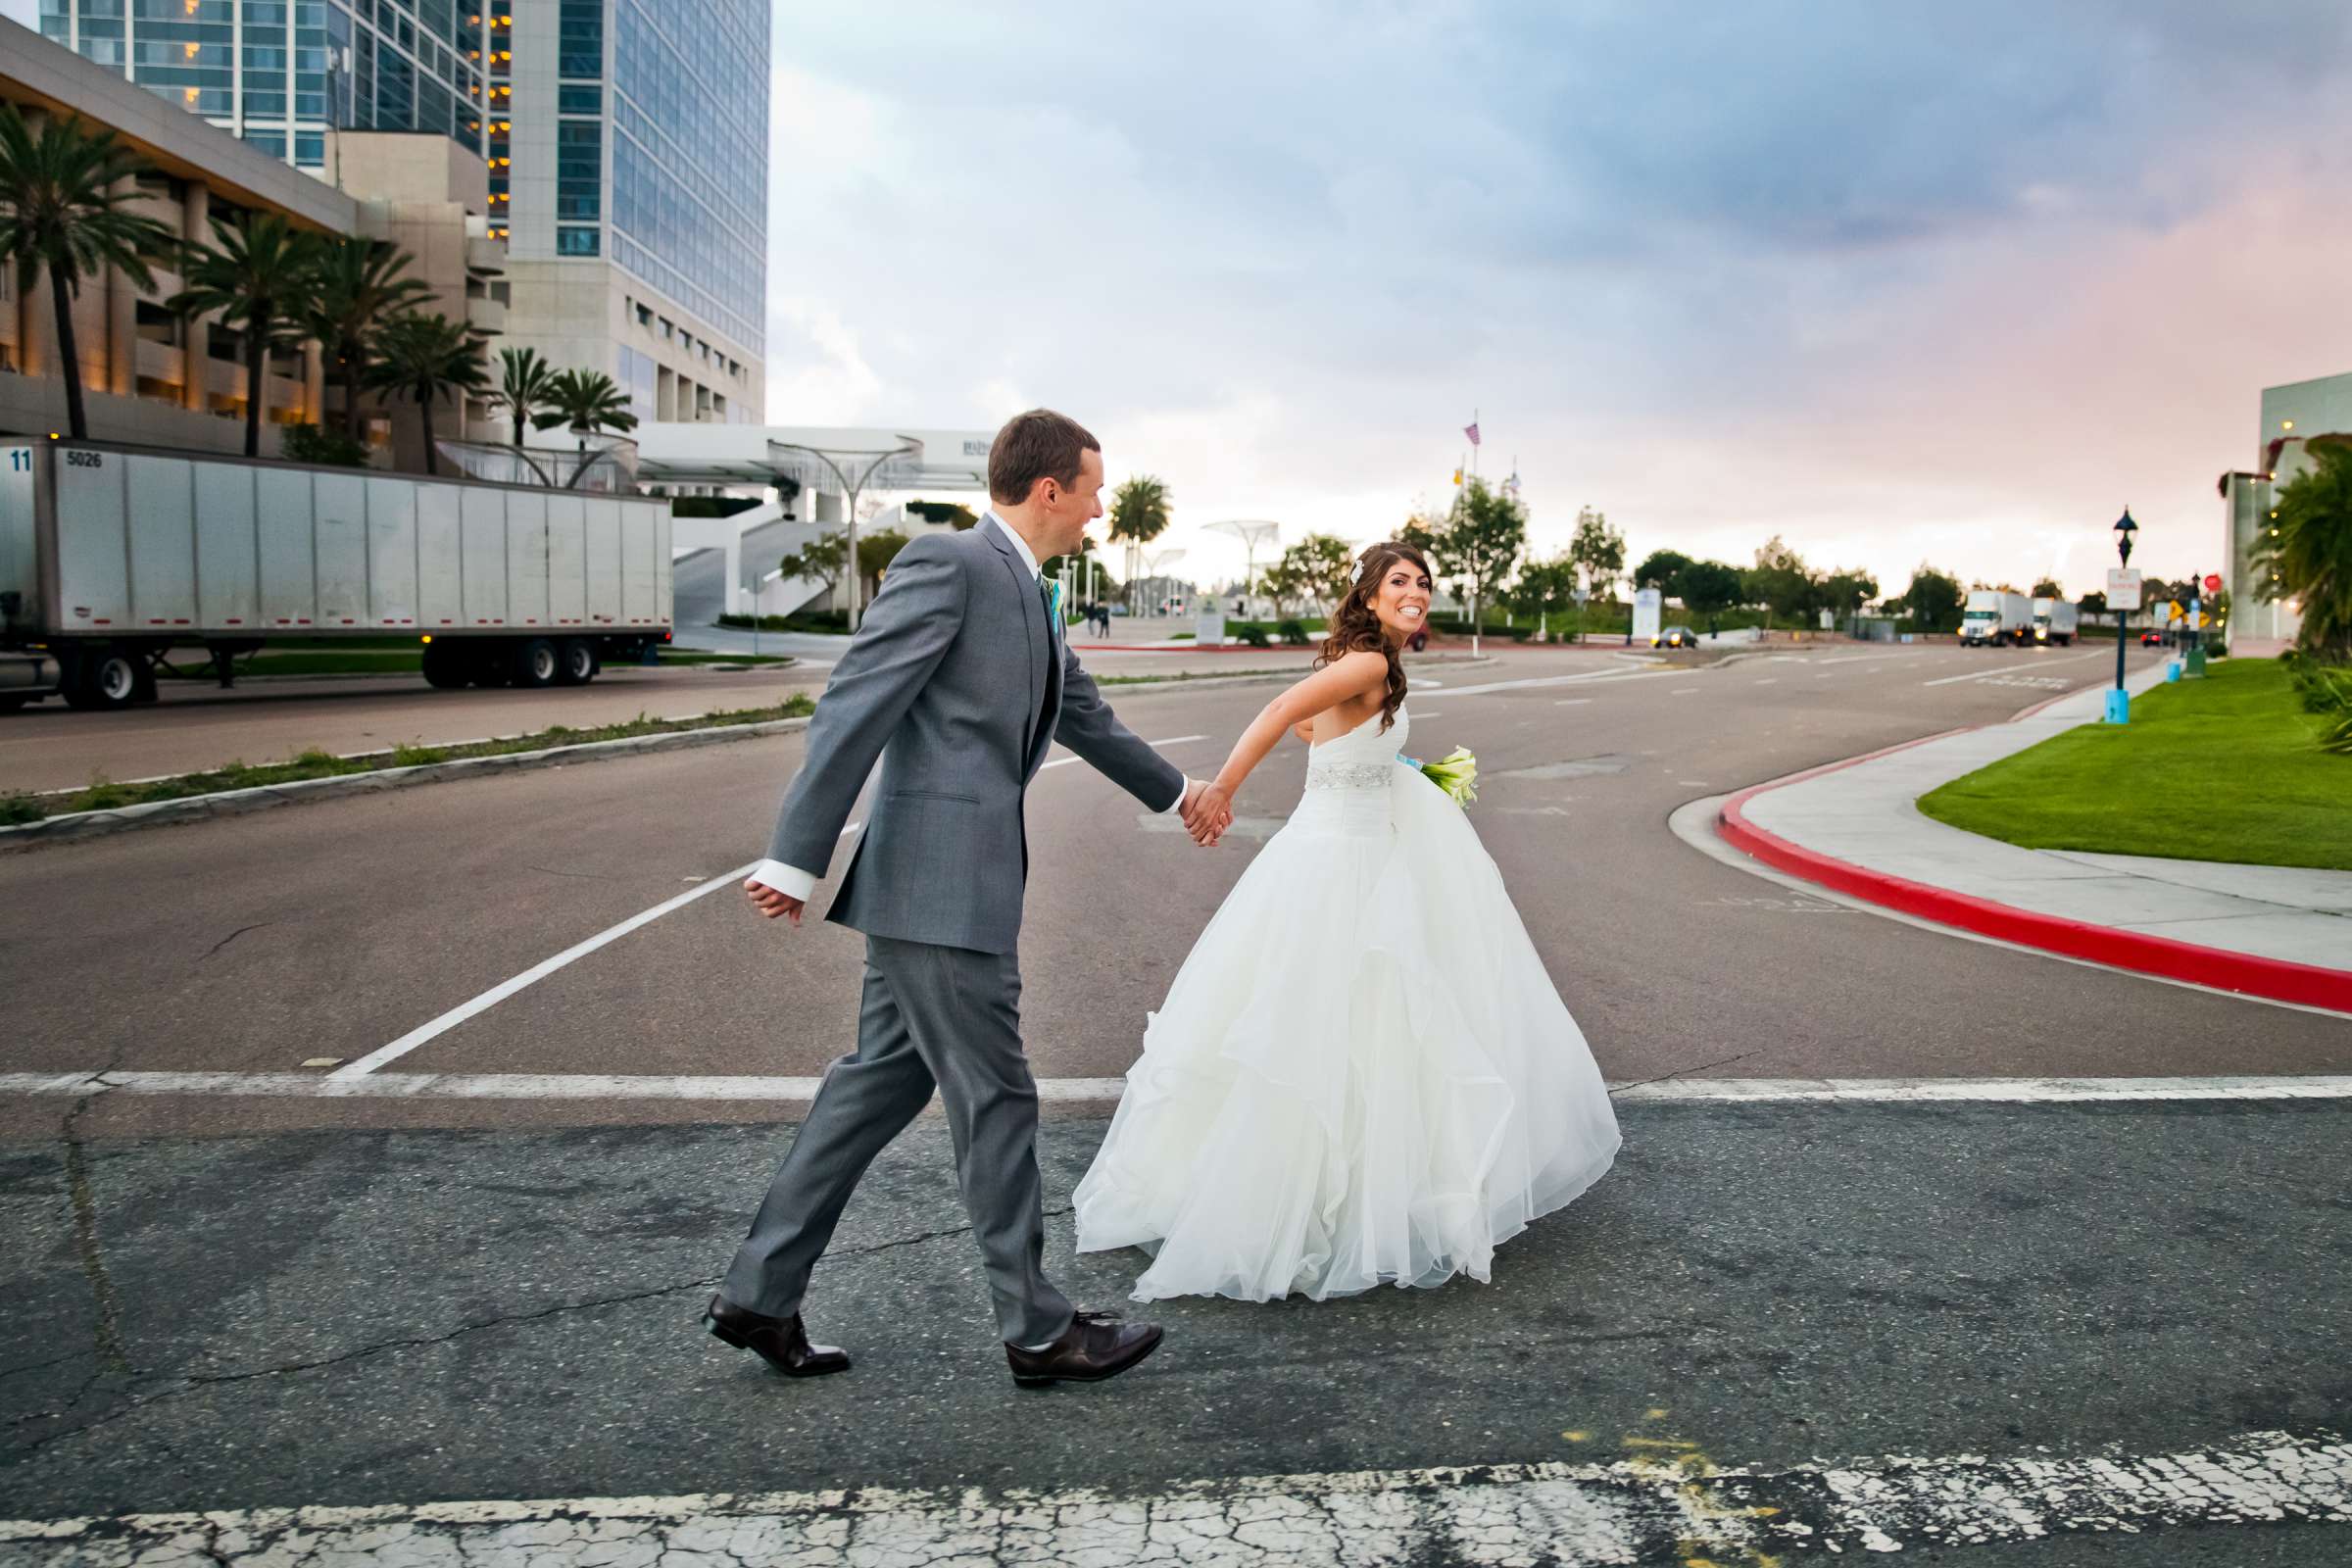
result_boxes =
[1744,534,1817,629]
[1818,568,1879,617]
[1567,506,1627,606]
[1418,477,1526,639]
[1502,554,1582,638]
[366,312,487,476]
[1633,548,1694,595]
[2032,576,2065,599]
[779,528,912,608]
[487,346,560,454]
[172,213,320,458]
[1107,475,1172,610]
[307,235,433,443]
[2252,439,2352,659]
[1899,564,1965,631]
[1256,549,1311,617]
[0,106,181,441]
[1269,532,1356,612]
[544,367,637,437]
[1677,560,1745,623]
[2078,591,2109,616]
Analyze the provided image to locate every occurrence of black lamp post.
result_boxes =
[2110,508,2137,714]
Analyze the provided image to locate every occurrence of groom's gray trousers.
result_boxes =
[720,520,1181,1348]
[721,934,1069,1347]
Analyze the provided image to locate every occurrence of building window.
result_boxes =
[559,83,602,114]
[557,226,601,257]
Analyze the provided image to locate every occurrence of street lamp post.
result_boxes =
[765,438,920,631]
[2109,508,2137,724]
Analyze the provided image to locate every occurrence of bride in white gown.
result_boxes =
[1073,540,1620,1303]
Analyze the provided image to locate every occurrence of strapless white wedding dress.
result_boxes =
[1073,706,1620,1302]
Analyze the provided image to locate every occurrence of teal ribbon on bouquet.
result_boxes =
[1399,747,1479,806]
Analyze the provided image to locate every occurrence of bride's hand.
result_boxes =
[1184,783,1234,846]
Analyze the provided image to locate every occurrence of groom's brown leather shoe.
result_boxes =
[704,1294,851,1378]
[1004,1310,1163,1387]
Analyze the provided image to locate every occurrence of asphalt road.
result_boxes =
[3,1102,2345,1565]
[0,640,2339,1145]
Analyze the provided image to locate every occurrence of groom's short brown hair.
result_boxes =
[988,409,1100,506]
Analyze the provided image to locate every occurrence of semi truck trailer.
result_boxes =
[0,439,671,710]
[1960,589,2032,647]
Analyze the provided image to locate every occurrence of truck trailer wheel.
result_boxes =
[511,637,560,689]
[555,637,597,686]
[62,650,143,711]
[421,641,470,689]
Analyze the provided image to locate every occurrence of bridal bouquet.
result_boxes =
[1417,747,1478,806]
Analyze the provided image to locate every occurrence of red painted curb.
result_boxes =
[1716,738,2352,1014]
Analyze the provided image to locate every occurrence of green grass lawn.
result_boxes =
[1917,658,2352,871]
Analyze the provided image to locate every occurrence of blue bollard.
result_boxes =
[2104,689,2130,724]
[2166,661,2182,682]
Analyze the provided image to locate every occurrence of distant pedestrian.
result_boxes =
[1094,603,1112,637]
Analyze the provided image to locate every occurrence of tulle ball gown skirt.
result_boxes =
[1074,717,1620,1303]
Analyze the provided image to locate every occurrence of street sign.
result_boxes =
[2106,567,2143,611]
[1631,588,1661,642]
[2203,573,2222,594]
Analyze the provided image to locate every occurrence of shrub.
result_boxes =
[280,422,371,467]
[1236,624,1272,647]
[1276,618,1309,646]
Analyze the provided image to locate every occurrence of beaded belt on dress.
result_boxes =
[1304,761,1394,791]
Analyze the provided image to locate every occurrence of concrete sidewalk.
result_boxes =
[1720,661,2352,1007]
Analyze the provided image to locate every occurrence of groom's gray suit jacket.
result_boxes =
[766,519,1183,956]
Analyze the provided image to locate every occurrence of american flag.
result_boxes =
[1463,420,1481,447]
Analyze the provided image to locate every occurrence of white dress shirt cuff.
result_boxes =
[749,858,817,901]
[1159,777,1196,815]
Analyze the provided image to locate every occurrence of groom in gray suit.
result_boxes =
[709,409,1217,1388]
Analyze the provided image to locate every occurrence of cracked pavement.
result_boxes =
[2,1103,2348,1564]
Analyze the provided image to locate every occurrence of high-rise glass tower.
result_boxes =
[39,1,488,172]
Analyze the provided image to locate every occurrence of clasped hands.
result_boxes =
[1181,778,1234,847]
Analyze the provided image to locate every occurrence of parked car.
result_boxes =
[1652,625,1701,649]
[2138,629,2166,647]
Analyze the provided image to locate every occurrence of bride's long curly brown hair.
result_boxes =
[1314,540,1431,734]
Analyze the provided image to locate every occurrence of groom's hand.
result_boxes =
[745,879,806,926]
[1183,782,1234,846]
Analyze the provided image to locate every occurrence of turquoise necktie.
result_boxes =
[1039,576,1060,639]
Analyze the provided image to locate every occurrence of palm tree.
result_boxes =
[2253,438,2352,660]
[172,213,320,457]
[543,368,637,489]
[488,346,562,453]
[367,312,487,476]
[1107,474,1173,613]
[0,105,180,439]
[306,235,432,443]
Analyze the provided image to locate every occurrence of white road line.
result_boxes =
[1922,651,2101,686]
[1672,687,1699,695]
[1752,677,1778,686]
[7,1429,2341,1564]
[1554,698,1592,707]
[343,735,1208,1075]
[11,1071,2347,1104]
[329,859,773,1079]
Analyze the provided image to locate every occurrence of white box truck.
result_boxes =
[0,439,672,710]
[2031,596,2079,646]
[1960,589,2031,647]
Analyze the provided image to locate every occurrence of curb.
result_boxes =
[1715,735,2352,1014]
[1,715,815,850]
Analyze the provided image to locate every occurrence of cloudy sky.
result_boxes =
[767,1,2352,597]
